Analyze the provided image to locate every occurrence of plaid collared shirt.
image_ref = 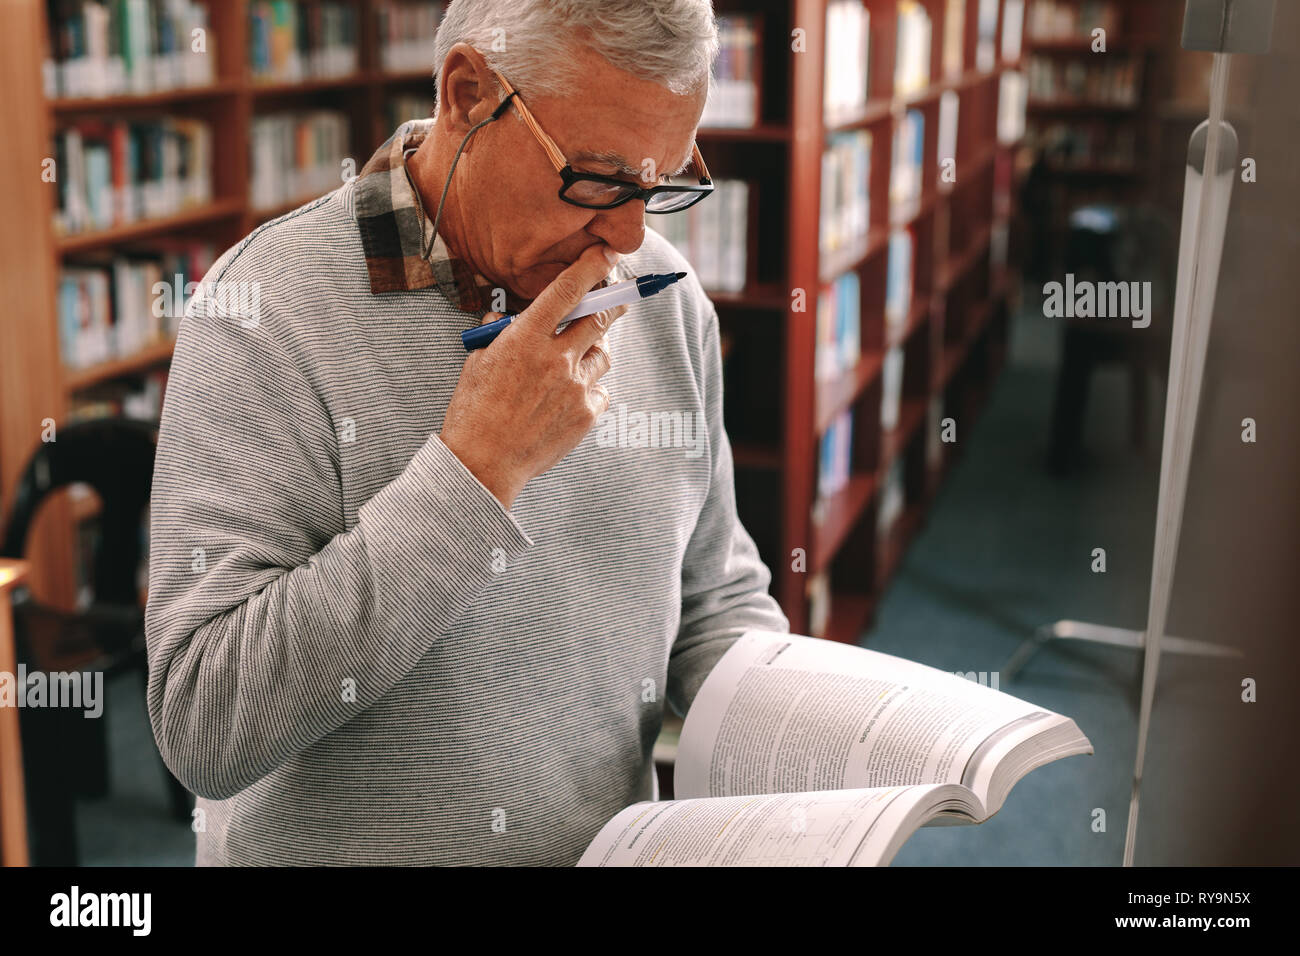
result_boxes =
[351,119,622,313]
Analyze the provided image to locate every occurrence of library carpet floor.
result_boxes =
[77,288,1199,866]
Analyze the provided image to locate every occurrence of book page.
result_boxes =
[577,785,953,867]
[675,632,1052,802]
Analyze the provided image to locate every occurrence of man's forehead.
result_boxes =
[571,145,694,176]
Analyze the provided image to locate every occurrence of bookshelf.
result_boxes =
[703,0,1023,638]
[0,0,447,607]
[1020,0,1176,272]
[1,0,1023,643]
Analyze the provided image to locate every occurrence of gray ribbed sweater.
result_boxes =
[144,182,788,865]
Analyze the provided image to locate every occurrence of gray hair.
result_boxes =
[432,0,718,118]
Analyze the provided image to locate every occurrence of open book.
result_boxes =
[578,632,1092,866]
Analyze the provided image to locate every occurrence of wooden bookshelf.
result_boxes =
[63,339,177,393]
[1025,98,1138,113]
[50,80,241,112]
[2,0,1021,641]
[54,198,245,254]
[0,0,449,607]
[710,0,1021,638]
[816,350,887,434]
[811,473,879,576]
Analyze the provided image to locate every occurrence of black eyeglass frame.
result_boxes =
[491,69,714,214]
[555,162,714,212]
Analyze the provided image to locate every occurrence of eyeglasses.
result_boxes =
[491,69,713,214]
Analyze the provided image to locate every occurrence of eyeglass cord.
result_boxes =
[416,91,519,262]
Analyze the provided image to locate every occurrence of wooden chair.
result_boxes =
[0,559,30,866]
[2,418,191,865]
[1046,204,1178,474]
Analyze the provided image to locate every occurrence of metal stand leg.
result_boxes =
[1004,619,1240,682]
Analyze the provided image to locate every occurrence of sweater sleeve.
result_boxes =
[145,291,533,800]
[666,302,790,718]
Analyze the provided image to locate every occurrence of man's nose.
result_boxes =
[588,200,646,256]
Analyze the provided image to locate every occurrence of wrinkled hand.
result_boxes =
[440,244,627,510]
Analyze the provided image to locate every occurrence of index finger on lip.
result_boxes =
[511,245,620,337]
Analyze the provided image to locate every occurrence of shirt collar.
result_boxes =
[351,119,630,314]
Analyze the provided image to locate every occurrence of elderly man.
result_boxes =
[145,0,787,865]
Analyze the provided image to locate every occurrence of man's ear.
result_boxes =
[438,43,499,136]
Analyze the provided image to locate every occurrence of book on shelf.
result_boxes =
[881,345,904,431]
[647,179,747,294]
[820,130,871,257]
[893,0,931,98]
[701,13,759,128]
[247,0,359,83]
[823,0,869,121]
[889,108,924,220]
[1001,0,1025,62]
[877,458,905,540]
[111,253,167,354]
[815,271,860,384]
[58,240,214,369]
[937,89,958,180]
[885,229,913,338]
[941,0,965,80]
[817,409,854,502]
[975,0,1000,73]
[59,267,112,368]
[998,70,1027,143]
[1026,55,1140,105]
[385,93,435,131]
[375,0,446,73]
[44,0,215,99]
[1026,0,1121,42]
[250,109,350,211]
[578,632,1093,866]
[927,394,944,468]
[52,117,212,236]
[806,571,831,640]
